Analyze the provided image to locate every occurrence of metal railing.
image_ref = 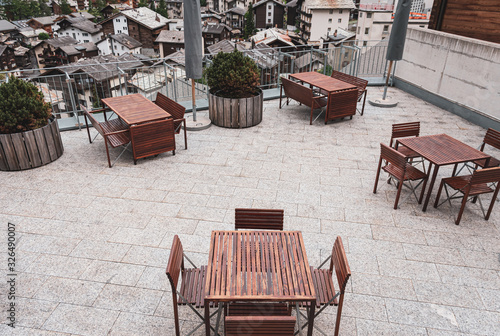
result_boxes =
[0,40,388,131]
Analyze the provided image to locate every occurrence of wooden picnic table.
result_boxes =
[398,134,491,211]
[101,94,171,125]
[289,72,357,93]
[204,230,316,336]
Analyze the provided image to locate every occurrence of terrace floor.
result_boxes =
[1,87,499,336]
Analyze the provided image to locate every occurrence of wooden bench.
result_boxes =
[130,118,175,165]
[330,70,368,115]
[81,105,130,168]
[155,92,187,149]
[279,77,327,125]
[325,87,359,124]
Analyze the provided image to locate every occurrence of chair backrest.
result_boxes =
[155,92,186,121]
[225,316,296,336]
[329,236,351,293]
[390,122,420,147]
[482,128,500,151]
[130,118,175,160]
[235,208,284,230]
[380,143,408,176]
[330,69,368,99]
[470,167,500,185]
[281,77,314,107]
[227,303,290,316]
[166,235,184,292]
[81,105,104,135]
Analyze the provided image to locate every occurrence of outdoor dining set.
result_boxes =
[166,208,351,336]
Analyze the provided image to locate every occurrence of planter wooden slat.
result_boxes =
[0,118,64,171]
[223,98,231,128]
[24,131,42,167]
[231,98,239,128]
[239,98,247,128]
[10,133,30,170]
[0,135,19,170]
[209,90,263,128]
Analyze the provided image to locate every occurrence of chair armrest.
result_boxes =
[88,107,112,114]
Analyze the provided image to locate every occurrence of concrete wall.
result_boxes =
[395,27,500,121]
[310,9,350,41]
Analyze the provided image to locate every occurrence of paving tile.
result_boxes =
[25,255,92,279]
[33,277,104,305]
[70,240,131,262]
[385,298,459,331]
[79,260,145,286]
[378,258,441,281]
[413,281,483,309]
[342,293,388,321]
[356,318,428,336]
[372,226,426,244]
[322,220,372,238]
[477,288,500,313]
[93,284,163,314]
[15,298,58,329]
[351,273,417,300]
[436,264,500,289]
[453,307,500,336]
[146,216,198,234]
[121,245,171,267]
[109,312,176,336]
[101,211,153,229]
[108,227,166,247]
[458,250,500,270]
[42,303,120,336]
[403,243,465,266]
[348,237,405,259]
[16,272,50,299]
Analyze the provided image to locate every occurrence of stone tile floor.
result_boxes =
[1,87,499,335]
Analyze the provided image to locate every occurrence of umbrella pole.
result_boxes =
[191,78,197,122]
[382,60,393,100]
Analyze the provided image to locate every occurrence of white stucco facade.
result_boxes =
[309,9,351,41]
[58,27,103,44]
[113,15,129,35]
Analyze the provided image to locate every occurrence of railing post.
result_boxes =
[64,71,80,130]
[162,59,169,97]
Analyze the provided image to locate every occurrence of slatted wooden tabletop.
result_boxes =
[101,94,171,125]
[290,72,357,93]
[205,230,316,302]
[398,134,491,211]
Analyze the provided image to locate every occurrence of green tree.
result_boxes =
[200,0,206,6]
[88,0,106,21]
[244,4,256,39]
[38,32,50,40]
[38,0,51,16]
[156,0,168,18]
[60,0,73,14]
[91,84,101,108]
[138,0,148,7]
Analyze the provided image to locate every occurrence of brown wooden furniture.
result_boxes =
[101,93,171,125]
[155,93,187,149]
[456,128,500,175]
[398,134,491,211]
[204,230,316,336]
[81,105,130,168]
[391,122,426,172]
[226,302,291,316]
[289,72,358,124]
[225,316,296,336]
[434,167,500,225]
[279,77,327,125]
[166,235,217,336]
[373,143,429,209]
[297,236,351,336]
[130,118,175,165]
[235,208,284,230]
[330,70,368,115]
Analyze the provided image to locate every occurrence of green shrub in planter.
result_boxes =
[204,49,260,99]
[0,76,52,134]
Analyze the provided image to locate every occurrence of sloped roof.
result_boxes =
[250,28,296,48]
[111,33,142,49]
[305,0,356,10]
[120,7,169,30]
[70,12,95,20]
[155,30,184,43]
[65,54,144,81]
[0,45,10,56]
[71,19,102,34]
[58,41,97,55]
[19,29,47,38]
[0,20,17,32]
[253,0,285,9]
[207,39,245,54]
[11,19,30,29]
[164,49,185,66]
[224,7,246,16]
[202,23,230,34]
[14,46,30,56]
[46,36,79,47]
[30,15,60,26]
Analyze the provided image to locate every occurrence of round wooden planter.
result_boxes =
[208,89,263,128]
[0,117,64,171]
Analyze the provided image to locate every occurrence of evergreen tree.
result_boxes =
[138,0,148,7]
[244,4,256,40]
[60,0,73,14]
[200,0,206,6]
[156,0,168,18]
[38,0,51,16]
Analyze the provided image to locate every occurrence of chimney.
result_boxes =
[334,29,337,37]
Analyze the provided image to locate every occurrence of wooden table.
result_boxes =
[101,93,171,125]
[204,230,316,336]
[398,134,491,211]
[289,72,356,93]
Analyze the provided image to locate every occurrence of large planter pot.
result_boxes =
[0,116,64,171]
[208,89,263,128]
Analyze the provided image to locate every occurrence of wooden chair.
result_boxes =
[330,70,368,115]
[454,128,500,176]
[81,105,130,168]
[297,236,351,336]
[279,77,327,125]
[225,316,296,336]
[373,143,429,209]
[324,87,358,124]
[434,167,500,225]
[235,208,284,230]
[390,122,425,171]
[166,235,218,336]
[130,118,175,165]
[155,92,187,149]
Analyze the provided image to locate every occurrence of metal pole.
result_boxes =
[65,71,80,130]
[191,78,197,122]
[382,60,393,100]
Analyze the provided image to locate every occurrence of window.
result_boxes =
[363,41,367,46]
[268,5,271,9]
[82,33,89,36]
[367,13,372,18]
[121,46,124,50]
[419,25,425,28]
[339,10,342,14]
[357,27,360,34]
[116,19,120,22]
[117,30,122,33]
[124,19,126,22]
[84,40,89,42]
[268,19,271,23]
[114,45,117,49]
[124,27,127,30]
[329,9,333,14]
[338,18,341,23]
[359,12,362,18]
[383,25,389,32]
[365,27,369,34]
[268,12,271,16]
[328,18,332,23]
[327,28,331,32]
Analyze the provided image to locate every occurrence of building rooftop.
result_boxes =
[46,36,79,48]
[119,7,169,30]
[1,88,499,336]
[29,15,61,26]
[0,19,17,32]
[253,0,286,8]
[201,23,230,34]
[109,33,142,49]
[155,30,184,43]
[305,0,356,10]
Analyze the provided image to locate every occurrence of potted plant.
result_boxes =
[205,49,263,128]
[0,75,64,171]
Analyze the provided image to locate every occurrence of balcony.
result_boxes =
[1,27,499,336]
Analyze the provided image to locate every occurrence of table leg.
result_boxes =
[423,164,439,212]
[307,302,315,336]
[205,300,210,336]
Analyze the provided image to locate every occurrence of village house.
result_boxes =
[253,0,286,29]
[155,30,184,58]
[27,16,61,36]
[202,23,231,50]
[96,33,142,56]
[55,16,103,44]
